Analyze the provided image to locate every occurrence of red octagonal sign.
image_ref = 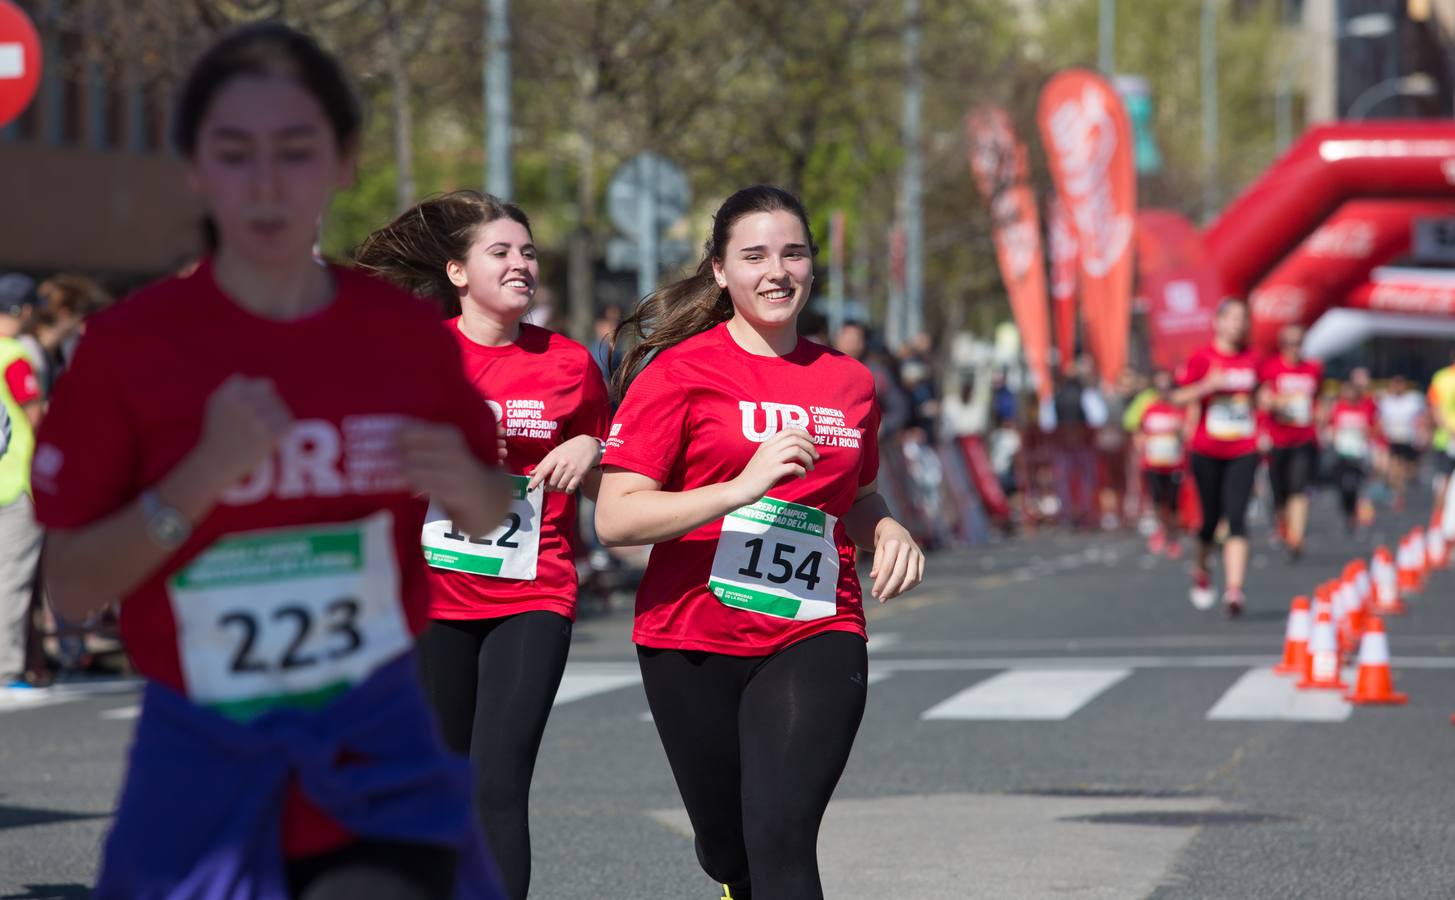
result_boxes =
[0,0,41,129]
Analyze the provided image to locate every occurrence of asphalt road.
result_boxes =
[3,488,1453,899]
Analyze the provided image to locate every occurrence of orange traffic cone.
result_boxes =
[1346,616,1408,705]
[1411,529,1429,591]
[1397,536,1420,597]
[1428,518,1448,570]
[1274,596,1312,676]
[1338,573,1367,654]
[1371,547,1405,615]
[1298,607,1347,691]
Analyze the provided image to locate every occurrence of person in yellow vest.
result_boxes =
[0,274,46,688]
[1430,349,1455,520]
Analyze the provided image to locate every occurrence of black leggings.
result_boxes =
[1268,442,1317,510]
[1334,458,1366,519]
[285,839,457,899]
[1189,452,1259,545]
[638,631,868,900]
[416,611,573,900]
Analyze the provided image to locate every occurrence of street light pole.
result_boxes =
[484,0,512,199]
[1200,0,1219,221]
[1098,0,1115,75]
[901,0,924,342]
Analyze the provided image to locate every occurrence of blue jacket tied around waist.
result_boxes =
[95,652,504,899]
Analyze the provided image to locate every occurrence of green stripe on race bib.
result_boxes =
[423,547,506,576]
[172,530,362,590]
[510,475,528,501]
[209,679,352,722]
[724,497,827,537]
[710,581,803,619]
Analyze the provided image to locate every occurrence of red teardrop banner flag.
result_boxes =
[1037,69,1137,387]
[966,105,1052,401]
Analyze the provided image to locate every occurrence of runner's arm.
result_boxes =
[43,448,234,621]
[842,481,925,601]
[594,469,753,546]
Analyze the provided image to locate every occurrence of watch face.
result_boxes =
[153,510,190,548]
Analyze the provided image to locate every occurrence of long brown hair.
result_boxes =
[610,184,816,401]
[353,190,533,317]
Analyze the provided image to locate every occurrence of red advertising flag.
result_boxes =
[966,105,1052,401]
[1047,194,1079,375]
[1037,69,1137,387]
[1136,209,1221,373]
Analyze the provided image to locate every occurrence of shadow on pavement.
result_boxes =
[0,886,91,899]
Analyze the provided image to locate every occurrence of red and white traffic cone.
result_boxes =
[1346,616,1408,705]
[1372,546,1405,615]
[1428,516,1448,571]
[1298,607,1347,691]
[1397,536,1420,598]
[1339,572,1367,655]
[1274,596,1312,676]
[1411,528,1429,592]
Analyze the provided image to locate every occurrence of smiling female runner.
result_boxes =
[356,191,611,900]
[30,24,509,899]
[595,185,925,900]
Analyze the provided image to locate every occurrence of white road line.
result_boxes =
[1205,667,1353,722]
[866,633,901,653]
[101,704,141,721]
[553,672,642,706]
[921,668,1132,721]
[0,678,140,715]
[876,654,1455,671]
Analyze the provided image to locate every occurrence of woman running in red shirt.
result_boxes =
[355,192,611,900]
[1257,323,1322,561]
[595,185,925,900]
[1326,377,1380,534]
[1136,370,1186,559]
[1174,299,1261,617]
[31,24,508,898]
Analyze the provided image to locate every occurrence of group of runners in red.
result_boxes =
[1136,300,1399,618]
[33,23,924,900]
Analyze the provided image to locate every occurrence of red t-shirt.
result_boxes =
[1329,398,1380,459]
[602,323,879,656]
[426,321,610,621]
[1179,345,1262,459]
[30,260,498,858]
[1259,356,1322,448]
[1139,400,1186,472]
[4,355,39,405]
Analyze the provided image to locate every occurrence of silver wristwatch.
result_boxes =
[139,490,192,550]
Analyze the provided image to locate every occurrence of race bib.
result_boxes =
[1207,396,1255,441]
[1280,393,1312,427]
[170,511,410,720]
[708,496,840,621]
[1145,433,1183,468]
[1335,426,1369,460]
[422,476,542,580]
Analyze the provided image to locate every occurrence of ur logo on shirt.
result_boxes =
[739,401,810,442]
[221,415,409,505]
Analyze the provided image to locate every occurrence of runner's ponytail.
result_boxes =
[354,190,532,318]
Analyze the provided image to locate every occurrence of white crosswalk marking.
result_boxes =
[553,671,641,706]
[921,668,1132,721]
[1205,667,1354,722]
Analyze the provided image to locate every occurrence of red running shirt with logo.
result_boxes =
[602,323,879,656]
[1179,345,1263,459]
[425,320,610,621]
[30,260,499,857]
[1258,356,1323,449]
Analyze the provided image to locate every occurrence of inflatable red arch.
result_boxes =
[1202,122,1455,352]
